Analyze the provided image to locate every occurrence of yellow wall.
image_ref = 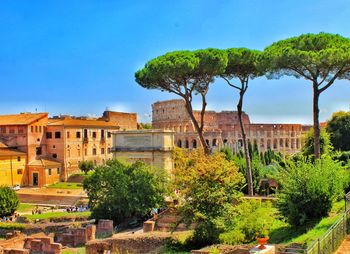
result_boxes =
[0,155,27,186]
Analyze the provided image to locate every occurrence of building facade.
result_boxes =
[0,110,138,187]
[152,99,311,154]
[112,130,174,172]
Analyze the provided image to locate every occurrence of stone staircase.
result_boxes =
[154,208,195,232]
[335,236,350,254]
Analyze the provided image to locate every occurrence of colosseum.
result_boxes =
[152,99,312,154]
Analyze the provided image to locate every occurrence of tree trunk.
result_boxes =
[184,100,211,154]
[237,91,254,196]
[313,83,321,159]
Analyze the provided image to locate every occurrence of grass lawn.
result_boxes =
[23,211,91,221]
[47,182,83,189]
[269,200,345,245]
[62,247,86,254]
[0,222,26,230]
[17,203,35,213]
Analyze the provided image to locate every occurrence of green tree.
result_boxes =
[327,111,350,151]
[262,33,350,159]
[78,161,95,175]
[135,49,228,154]
[302,128,332,158]
[220,48,263,195]
[0,186,19,217]
[277,157,344,227]
[139,123,152,129]
[83,159,167,224]
[173,148,244,247]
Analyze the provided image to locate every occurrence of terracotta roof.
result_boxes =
[28,158,61,168]
[48,118,122,128]
[0,141,8,149]
[0,113,48,126]
[0,148,26,157]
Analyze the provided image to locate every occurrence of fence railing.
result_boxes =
[278,191,350,254]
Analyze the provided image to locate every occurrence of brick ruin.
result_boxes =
[0,220,114,253]
[152,99,312,154]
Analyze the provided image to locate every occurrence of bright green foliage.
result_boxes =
[173,148,244,246]
[0,186,19,217]
[218,200,275,245]
[262,32,350,159]
[83,159,167,224]
[78,160,95,175]
[262,33,350,81]
[277,157,345,227]
[139,122,152,129]
[302,128,332,157]
[327,111,350,151]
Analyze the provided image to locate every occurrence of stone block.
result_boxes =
[143,221,155,233]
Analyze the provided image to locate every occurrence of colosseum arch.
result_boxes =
[192,139,197,148]
[280,138,284,148]
[185,140,189,148]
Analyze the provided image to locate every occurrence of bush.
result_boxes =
[83,159,167,224]
[277,157,345,227]
[0,186,19,217]
[78,161,94,175]
[218,200,275,245]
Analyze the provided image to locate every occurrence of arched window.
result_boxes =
[280,139,284,147]
[212,139,217,147]
[267,139,271,149]
[185,140,189,148]
[273,139,277,149]
[205,139,210,146]
[192,139,197,148]
[177,140,182,148]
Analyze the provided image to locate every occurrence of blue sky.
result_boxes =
[1,0,350,124]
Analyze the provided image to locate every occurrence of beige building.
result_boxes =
[112,130,174,172]
[152,99,312,154]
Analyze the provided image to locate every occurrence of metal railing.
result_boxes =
[278,191,350,254]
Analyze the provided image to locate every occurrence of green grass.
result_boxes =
[269,200,345,245]
[47,182,83,189]
[61,247,85,254]
[23,211,91,221]
[0,222,26,230]
[16,203,35,213]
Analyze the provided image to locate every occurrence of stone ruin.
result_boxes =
[55,224,95,247]
[0,219,114,253]
[0,231,61,254]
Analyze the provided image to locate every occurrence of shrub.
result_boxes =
[83,159,167,224]
[0,186,19,217]
[218,200,275,245]
[78,161,94,175]
[277,157,345,227]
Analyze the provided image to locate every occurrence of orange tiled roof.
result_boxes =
[48,118,121,128]
[0,148,26,157]
[0,113,48,126]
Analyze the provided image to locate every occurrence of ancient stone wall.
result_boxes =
[152,99,309,154]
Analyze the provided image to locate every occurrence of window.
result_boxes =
[92,148,97,155]
[36,147,42,155]
[101,148,105,154]
[17,169,23,174]
[39,126,42,133]
[31,126,34,133]
[17,156,21,162]
[9,128,15,134]
[107,132,111,138]
[52,154,57,158]
[57,168,60,174]
[46,132,52,139]
[76,131,81,138]
[101,129,105,138]
[55,132,61,139]
[35,126,38,132]
[0,127,6,133]
[53,145,56,149]
[67,131,70,138]
[92,132,97,138]
[48,168,52,175]
[18,127,24,134]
